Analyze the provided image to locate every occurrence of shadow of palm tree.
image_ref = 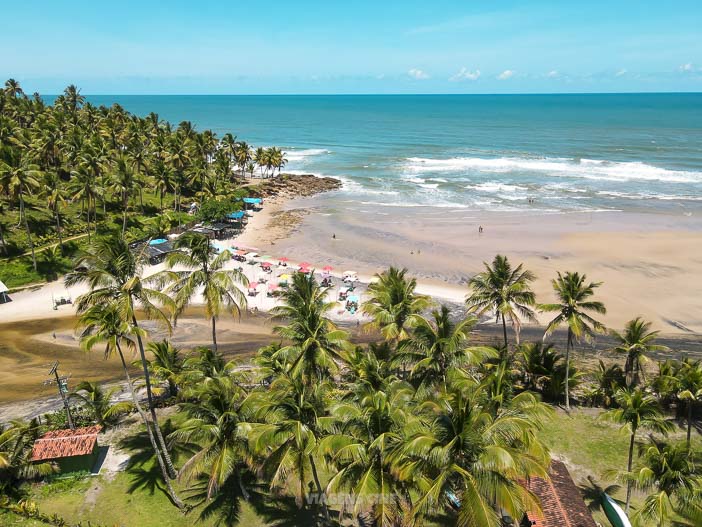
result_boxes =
[579,476,623,514]
[250,494,340,527]
[127,464,164,496]
[117,418,197,469]
[184,471,266,526]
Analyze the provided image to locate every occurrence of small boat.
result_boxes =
[601,492,631,527]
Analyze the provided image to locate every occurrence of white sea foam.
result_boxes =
[405,156,702,184]
[284,148,331,162]
[467,182,529,193]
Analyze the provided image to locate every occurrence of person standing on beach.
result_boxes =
[479,225,483,234]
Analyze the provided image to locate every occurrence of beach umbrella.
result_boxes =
[268,283,279,291]
[279,274,291,281]
[278,256,289,262]
[248,282,259,290]
[261,262,272,268]
[299,262,312,268]
[322,265,333,271]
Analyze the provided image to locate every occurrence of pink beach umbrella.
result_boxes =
[322,265,333,272]
[248,282,259,290]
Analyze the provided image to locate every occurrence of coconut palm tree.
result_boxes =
[69,381,133,428]
[602,388,673,513]
[397,305,494,390]
[271,272,349,386]
[362,266,431,345]
[0,419,55,497]
[541,271,607,410]
[43,171,67,252]
[674,359,702,448]
[0,154,41,270]
[170,373,253,503]
[466,255,537,348]
[249,373,330,517]
[402,374,552,527]
[626,439,702,527]
[109,155,136,234]
[65,236,179,482]
[155,232,247,351]
[320,380,418,526]
[145,340,185,399]
[611,317,668,387]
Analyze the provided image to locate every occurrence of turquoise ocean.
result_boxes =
[77,94,702,214]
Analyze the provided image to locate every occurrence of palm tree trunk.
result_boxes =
[211,317,217,351]
[55,209,63,254]
[564,328,572,411]
[0,220,6,256]
[131,315,178,479]
[501,314,508,349]
[687,399,693,450]
[309,454,330,521]
[122,194,128,235]
[625,430,635,513]
[20,195,37,271]
[116,342,185,509]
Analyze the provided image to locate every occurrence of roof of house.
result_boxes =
[524,460,597,527]
[31,425,102,461]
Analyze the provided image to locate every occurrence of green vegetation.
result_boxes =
[0,79,285,288]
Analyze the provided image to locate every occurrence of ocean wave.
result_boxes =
[404,156,702,184]
[284,148,331,162]
[467,182,529,193]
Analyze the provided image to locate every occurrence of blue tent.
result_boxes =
[243,197,263,205]
[227,211,245,220]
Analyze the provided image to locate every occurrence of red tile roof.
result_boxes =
[31,425,102,461]
[524,460,597,527]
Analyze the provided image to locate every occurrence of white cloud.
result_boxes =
[407,68,429,80]
[449,67,481,82]
[546,70,559,78]
[680,63,694,72]
[497,70,514,80]
[615,68,627,77]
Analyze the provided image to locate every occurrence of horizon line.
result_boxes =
[42,91,702,97]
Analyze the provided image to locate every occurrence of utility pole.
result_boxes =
[47,361,74,430]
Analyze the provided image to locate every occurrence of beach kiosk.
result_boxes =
[0,280,10,304]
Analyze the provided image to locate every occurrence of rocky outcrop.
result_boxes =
[254,173,342,199]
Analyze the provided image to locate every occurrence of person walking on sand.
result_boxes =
[478,225,483,234]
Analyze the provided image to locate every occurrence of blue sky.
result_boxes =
[3,0,701,94]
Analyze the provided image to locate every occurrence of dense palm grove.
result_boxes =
[1,80,701,527]
[1,239,700,527]
[0,79,287,286]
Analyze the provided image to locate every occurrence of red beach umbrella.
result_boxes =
[299,262,312,268]
[278,257,289,262]
[322,265,333,271]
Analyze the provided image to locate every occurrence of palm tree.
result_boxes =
[627,440,702,526]
[602,388,672,513]
[271,272,349,386]
[402,375,552,527]
[43,171,67,252]
[541,271,607,410]
[109,155,136,234]
[320,381,418,526]
[0,419,55,496]
[397,305,494,390]
[170,373,253,503]
[675,359,702,448]
[611,317,668,387]
[0,154,41,270]
[65,236,179,482]
[362,266,431,345]
[466,255,537,348]
[145,340,185,399]
[249,373,330,517]
[155,232,247,351]
[69,381,133,427]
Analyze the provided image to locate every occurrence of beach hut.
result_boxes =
[31,425,102,474]
[143,240,179,265]
[227,210,245,221]
[242,197,263,210]
[190,226,216,239]
[0,281,9,304]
